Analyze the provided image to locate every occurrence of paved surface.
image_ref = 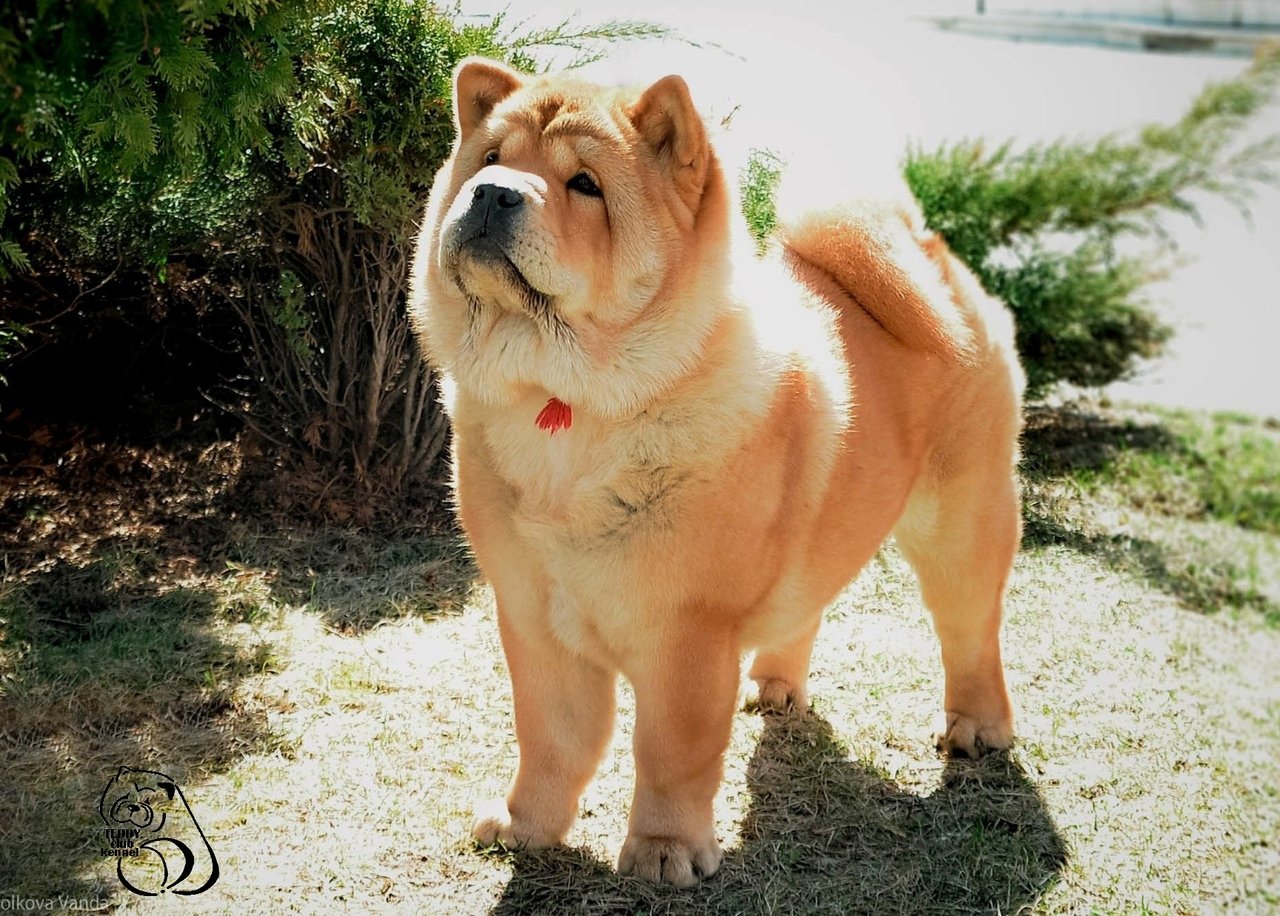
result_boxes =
[931,11,1280,55]
[464,0,1280,417]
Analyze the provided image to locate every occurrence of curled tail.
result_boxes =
[778,194,977,363]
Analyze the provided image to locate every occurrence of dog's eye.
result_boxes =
[567,172,602,198]
[483,148,500,166]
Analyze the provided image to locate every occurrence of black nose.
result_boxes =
[473,183,524,211]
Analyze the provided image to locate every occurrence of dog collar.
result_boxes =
[536,397,572,435]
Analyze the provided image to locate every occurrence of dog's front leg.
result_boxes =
[473,600,618,849]
[457,436,619,849]
[618,620,738,887]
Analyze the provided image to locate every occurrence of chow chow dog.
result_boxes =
[409,58,1024,886]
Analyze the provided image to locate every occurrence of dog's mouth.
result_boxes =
[452,235,557,327]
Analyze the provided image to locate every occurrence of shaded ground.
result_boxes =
[1,400,1277,912]
[0,420,468,902]
[486,718,1066,916]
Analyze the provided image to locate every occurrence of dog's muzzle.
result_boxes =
[442,167,556,319]
[444,166,542,269]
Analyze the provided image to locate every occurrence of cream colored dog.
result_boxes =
[409,58,1025,887]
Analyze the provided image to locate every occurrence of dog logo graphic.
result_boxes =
[98,766,220,896]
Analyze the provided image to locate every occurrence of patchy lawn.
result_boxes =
[1,401,1277,913]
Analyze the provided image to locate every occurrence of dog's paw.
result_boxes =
[471,797,560,850]
[617,833,723,887]
[745,677,807,715]
[933,711,1013,758]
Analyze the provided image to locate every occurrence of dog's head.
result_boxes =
[410,60,736,417]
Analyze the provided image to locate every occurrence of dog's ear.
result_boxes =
[628,75,709,206]
[157,781,177,800]
[453,57,523,143]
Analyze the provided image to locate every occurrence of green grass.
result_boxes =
[1062,407,1280,535]
[1,401,1278,911]
[1022,402,1280,626]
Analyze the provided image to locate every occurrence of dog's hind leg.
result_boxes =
[894,446,1020,758]
[747,613,822,713]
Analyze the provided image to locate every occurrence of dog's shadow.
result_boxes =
[490,711,1067,914]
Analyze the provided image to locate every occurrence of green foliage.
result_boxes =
[903,50,1280,397]
[278,3,511,230]
[0,0,311,268]
[0,2,673,271]
[17,0,1273,493]
[0,318,27,384]
[0,0,669,498]
[504,18,679,69]
[739,148,783,254]
[227,0,523,489]
[268,270,312,360]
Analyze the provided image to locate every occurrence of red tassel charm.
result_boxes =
[535,397,573,435]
